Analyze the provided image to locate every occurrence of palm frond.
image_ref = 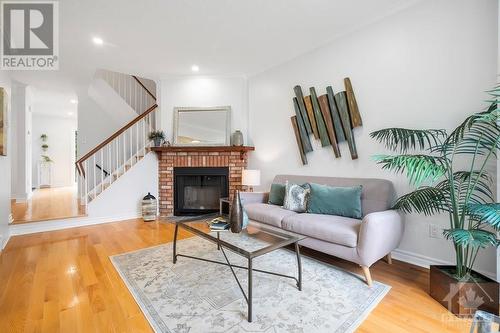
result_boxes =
[444,103,498,149]
[467,203,500,230]
[373,154,447,186]
[393,187,448,215]
[443,228,499,248]
[370,128,446,153]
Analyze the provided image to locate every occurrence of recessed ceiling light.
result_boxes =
[67,112,74,116]
[70,99,78,104]
[191,65,199,72]
[92,37,104,45]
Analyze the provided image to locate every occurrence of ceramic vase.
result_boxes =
[229,191,248,233]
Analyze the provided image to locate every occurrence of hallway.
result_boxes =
[11,187,86,224]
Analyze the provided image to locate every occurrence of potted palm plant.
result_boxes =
[148,130,165,147]
[370,86,499,316]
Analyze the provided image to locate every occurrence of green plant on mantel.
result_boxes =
[370,85,500,279]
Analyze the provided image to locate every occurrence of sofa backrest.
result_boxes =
[272,175,395,216]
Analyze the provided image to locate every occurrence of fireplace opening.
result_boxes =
[174,167,229,216]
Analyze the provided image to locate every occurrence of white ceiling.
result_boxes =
[9,0,421,97]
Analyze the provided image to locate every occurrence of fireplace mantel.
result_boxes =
[151,146,254,159]
[152,146,254,216]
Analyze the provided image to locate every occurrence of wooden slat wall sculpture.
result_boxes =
[290,79,362,163]
[310,87,330,147]
[293,86,313,135]
[303,95,319,139]
[318,95,341,158]
[344,78,362,128]
[335,91,358,160]
[291,116,308,165]
[326,86,346,142]
[293,97,313,153]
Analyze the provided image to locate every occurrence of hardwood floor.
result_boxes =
[11,187,86,224]
[0,219,472,332]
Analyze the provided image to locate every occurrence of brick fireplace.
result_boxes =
[152,146,254,216]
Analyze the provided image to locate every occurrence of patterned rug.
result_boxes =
[110,236,390,333]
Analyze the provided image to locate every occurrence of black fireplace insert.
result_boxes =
[174,167,229,216]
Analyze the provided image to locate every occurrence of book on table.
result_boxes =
[209,216,230,231]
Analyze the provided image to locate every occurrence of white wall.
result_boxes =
[87,152,158,218]
[160,75,248,143]
[32,114,77,188]
[248,0,498,277]
[10,82,33,201]
[0,72,11,248]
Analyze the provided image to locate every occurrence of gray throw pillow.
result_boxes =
[283,181,310,213]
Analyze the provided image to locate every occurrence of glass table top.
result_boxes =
[176,215,306,258]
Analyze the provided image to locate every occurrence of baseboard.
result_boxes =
[1,232,11,250]
[392,248,497,281]
[8,212,141,238]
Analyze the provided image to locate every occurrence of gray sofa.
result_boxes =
[241,174,404,286]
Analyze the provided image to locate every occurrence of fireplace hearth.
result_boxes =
[174,167,229,216]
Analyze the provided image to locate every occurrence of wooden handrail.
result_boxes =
[76,104,158,176]
[132,75,156,101]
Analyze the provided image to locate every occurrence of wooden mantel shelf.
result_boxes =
[151,145,255,160]
[151,146,255,153]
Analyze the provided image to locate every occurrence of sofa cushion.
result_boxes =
[282,213,361,247]
[244,203,297,227]
[307,183,362,219]
[268,183,286,205]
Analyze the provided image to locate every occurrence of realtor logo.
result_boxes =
[1,1,59,70]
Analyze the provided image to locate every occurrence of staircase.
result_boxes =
[76,71,158,209]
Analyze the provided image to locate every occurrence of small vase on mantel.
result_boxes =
[232,130,244,146]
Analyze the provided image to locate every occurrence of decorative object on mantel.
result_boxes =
[142,192,157,221]
[242,169,260,192]
[229,190,248,233]
[173,106,231,146]
[148,130,165,147]
[231,130,244,146]
[290,79,362,163]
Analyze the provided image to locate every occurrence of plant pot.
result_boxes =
[153,138,162,147]
[429,265,499,317]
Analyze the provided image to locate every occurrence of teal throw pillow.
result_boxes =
[307,183,362,219]
[268,183,286,205]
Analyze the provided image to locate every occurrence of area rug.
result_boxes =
[110,236,390,333]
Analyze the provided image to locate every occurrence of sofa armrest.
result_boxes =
[357,210,404,267]
[239,191,269,204]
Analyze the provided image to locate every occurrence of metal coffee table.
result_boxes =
[172,215,306,322]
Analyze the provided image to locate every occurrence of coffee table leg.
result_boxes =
[248,257,253,322]
[173,223,179,264]
[295,242,302,291]
[217,232,221,250]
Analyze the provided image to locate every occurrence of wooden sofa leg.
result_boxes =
[386,253,392,265]
[361,266,372,287]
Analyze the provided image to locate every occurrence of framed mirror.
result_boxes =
[173,106,231,146]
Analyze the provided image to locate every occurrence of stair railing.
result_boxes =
[76,104,158,206]
[95,69,157,116]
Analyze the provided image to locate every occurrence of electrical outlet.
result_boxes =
[429,224,440,238]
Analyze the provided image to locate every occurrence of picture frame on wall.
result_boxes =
[0,87,7,156]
